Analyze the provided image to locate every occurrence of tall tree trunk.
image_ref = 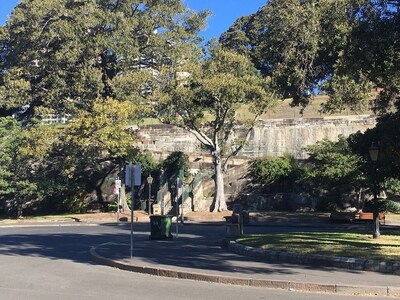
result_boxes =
[211,155,228,212]
[119,160,130,211]
[120,183,130,211]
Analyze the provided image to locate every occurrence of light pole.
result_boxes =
[147,175,153,215]
[368,142,380,239]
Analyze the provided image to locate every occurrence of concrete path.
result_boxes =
[89,220,400,297]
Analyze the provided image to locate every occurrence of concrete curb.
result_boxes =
[89,243,400,297]
[225,240,400,275]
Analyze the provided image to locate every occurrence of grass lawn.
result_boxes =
[237,231,400,262]
[137,95,373,126]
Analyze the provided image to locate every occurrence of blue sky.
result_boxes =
[0,0,266,41]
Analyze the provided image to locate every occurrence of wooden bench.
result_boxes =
[356,212,385,224]
[329,212,356,223]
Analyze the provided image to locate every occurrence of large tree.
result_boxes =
[0,0,209,120]
[156,45,275,211]
[0,117,48,216]
[220,0,399,114]
[0,0,209,213]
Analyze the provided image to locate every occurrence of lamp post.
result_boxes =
[368,142,380,239]
[147,175,153,215]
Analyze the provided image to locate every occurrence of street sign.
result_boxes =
[132,165,141,186]
[125,164,131,187]
[115,179,121,189]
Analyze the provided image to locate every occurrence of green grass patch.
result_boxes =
[136,95,373,126]
[237,231,400,262]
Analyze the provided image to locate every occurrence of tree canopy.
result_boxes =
[0,0,209,121]
[220,0,400,113]
[0,0,209,216]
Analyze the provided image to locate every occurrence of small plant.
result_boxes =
[107,201,118,212]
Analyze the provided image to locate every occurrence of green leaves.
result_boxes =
[250,155,293,184]
[305,135,364,186]
[1,0,209,120]
[66,97,138,158]
[221,0,399,114]
[157,46,275,157]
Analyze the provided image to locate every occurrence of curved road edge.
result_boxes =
[89,243,400,297]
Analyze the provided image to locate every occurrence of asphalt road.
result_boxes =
[0,223,393,300]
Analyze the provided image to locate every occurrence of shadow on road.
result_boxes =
[1,221,395,278]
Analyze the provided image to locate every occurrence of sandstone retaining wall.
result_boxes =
[136,115,376,159]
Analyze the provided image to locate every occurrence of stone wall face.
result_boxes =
[136,124,201,154]
[136,115,376,159]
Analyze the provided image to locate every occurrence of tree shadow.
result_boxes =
[95,222,377,277]
[1,221,398,280]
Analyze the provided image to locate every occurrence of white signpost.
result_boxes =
[115,178,121,222]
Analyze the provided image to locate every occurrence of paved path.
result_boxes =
[90,221,400,297]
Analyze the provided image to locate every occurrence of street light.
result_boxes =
[147,175,153,215]
[368,142,380,239]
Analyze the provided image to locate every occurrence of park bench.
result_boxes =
[355,212,386,224]
[329,211,386,224]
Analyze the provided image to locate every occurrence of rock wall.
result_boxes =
[136,115,376,159]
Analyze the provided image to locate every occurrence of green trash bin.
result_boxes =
[150,215,173,240]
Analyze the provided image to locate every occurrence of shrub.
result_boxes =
[250,155,293,184]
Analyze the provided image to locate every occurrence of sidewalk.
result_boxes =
[89,218,400,297]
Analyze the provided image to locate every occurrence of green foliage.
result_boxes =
[221,0,400,113]
[0,0,209,120]
[347,110,400,188]
[60,195,88,214]
[315,198,342,212]
[66,97,139,158]
[0,117,41,216]
[305,135,365,186]
[157,45,275,160]
[132,152,159,177]
[0,0,210,215]
[157,45,276,210]
[107,201,118,213]
[383,178,400,195]
[381,200,400,214]
[250,155,293,184]
[162,151,189,184]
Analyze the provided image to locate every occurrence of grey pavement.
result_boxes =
[90,220,400,297]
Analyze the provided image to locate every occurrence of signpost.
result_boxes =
[115,178,121,222]
[126,163,141,259]
[175,177,183,239]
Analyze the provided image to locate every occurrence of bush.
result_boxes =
[381,200,400,213]
[62,196,87,213]
[315,197,340,211]
[250,155,293,184]
[162,151,190,183]
[107,201,118,212]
